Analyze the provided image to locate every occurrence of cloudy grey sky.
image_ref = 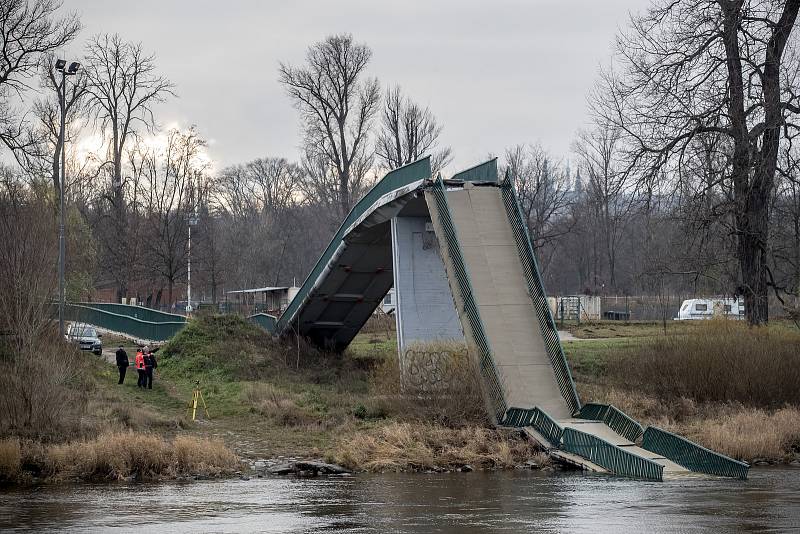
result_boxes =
[66,0,650,174]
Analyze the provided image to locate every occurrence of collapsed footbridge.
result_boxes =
[66,156,747,481]
[270,157,748,481]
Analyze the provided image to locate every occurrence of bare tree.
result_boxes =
[133,127,206,307]
[216,157,302,218]
[595,0,800,324]
[279,34,380,219]
[83,34,174,300]
[0,0,80,166]
[573,124,631,291]
[0,165,56,350]
[376,85,452,174]
[504,144,572,257]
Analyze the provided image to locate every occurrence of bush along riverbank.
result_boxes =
[565,319,800,465]
[0,315,554,485]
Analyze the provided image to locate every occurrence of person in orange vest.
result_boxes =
[135,349,146,388]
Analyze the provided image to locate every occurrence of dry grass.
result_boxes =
[240,383,316,426]
[0,334,91,441]
[334,422,546,472]
[0,438,21,482]
[371,340,489,427]
[0,432,238,483]
[606,319,800,406]
[682,407,800,461]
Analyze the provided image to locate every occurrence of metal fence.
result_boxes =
[576,403,645,443]
[64,303,186,342]
[503,407,564,447]
[642,427,749,479]
[562,427,664,481]
[500,174,581,414]
[74,302,186,323]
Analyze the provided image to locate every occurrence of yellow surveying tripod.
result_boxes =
[187,380,210,421]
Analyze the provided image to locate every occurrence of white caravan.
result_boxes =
[676,298,745,320]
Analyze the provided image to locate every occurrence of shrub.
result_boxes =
[37,432,237,481]
[240,383,315,426]
[684,407,800,461]
[334,422,542,472]
[372,340,489,427]
[0,334,90,441]
[606,320,800,406]
[159,315,339,382]
[0,438,21,482]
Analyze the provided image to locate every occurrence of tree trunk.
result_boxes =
[735,190,770,325]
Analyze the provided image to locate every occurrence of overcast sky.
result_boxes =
[65,0,650,174]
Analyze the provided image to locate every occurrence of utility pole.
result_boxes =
[55,59,80,337]
[187,211,197,314]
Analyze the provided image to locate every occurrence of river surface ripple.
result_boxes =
[1,467,798,533]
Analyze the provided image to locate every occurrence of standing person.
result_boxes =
[115,345,129,385]
[135,348,146,388]
[144,349,157,390]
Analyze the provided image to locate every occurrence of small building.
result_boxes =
[548,295,602,321]
[381,288,396,315]
[226,286,300,315]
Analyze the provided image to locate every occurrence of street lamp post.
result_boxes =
[187,212,198,314]
[55,59,80,337]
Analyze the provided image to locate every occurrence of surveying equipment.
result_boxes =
[187,380,210,421]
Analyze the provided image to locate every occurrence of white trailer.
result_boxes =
[675,297,745,320]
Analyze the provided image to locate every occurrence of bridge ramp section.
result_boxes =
[442,185,572,420]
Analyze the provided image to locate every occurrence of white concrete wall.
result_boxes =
[391,216,463,354]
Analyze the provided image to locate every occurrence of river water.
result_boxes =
[1,468,798,533]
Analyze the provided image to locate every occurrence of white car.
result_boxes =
[65,323,103,355]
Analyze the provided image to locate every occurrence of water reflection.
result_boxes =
[0,468,798,533]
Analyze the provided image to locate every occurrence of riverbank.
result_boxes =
[2,316,798,485]
[564,319,800,464]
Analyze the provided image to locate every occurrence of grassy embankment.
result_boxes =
[563,319,800,462]
[4,315,797,484]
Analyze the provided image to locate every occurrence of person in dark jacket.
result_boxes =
[144,349,157,389]
[115,346,129,385]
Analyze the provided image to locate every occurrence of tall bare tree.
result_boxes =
[573,124,631,291]
[376,85,452,174]
[0,0,80,166]
[279,34,380,219]
[596,0,800,324]
[504,144,572,255]
[83,34,174,300]
[132,127,207,307]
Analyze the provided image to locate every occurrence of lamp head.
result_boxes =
[54,59,66,71]
[67,62,80,75]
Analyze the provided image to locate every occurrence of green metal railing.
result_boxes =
[75,302,186,323]
[562,427,664,481]
[64,303,185,342]
[642,427,749,479]
[451,158,499,182]
[276,157,432,336]
[499,172,581,414]
[428,175,506,421]
[577,403,645,443]
[249,313,278,333]
[503,407,564,447]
